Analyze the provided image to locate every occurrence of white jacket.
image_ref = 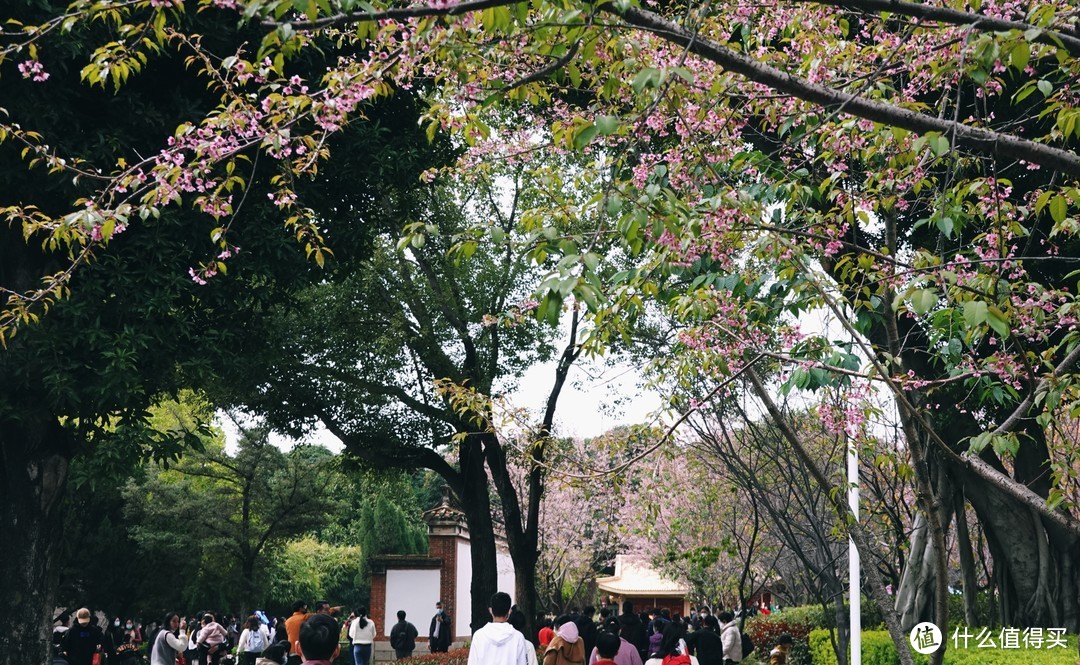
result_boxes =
[467,621,534,665]
[238,626,270,654]
[349,618,377,645]
[720,621,743,662]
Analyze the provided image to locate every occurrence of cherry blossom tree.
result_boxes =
[6,1,1080,665]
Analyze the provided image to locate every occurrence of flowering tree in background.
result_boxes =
[5,0,1080,664]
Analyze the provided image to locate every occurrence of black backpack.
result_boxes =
[741,632,755,656]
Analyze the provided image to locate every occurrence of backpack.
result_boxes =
[247,629,265,654]
[741,632,754,657]
[661,656,692,665]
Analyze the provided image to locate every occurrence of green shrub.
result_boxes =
[745,613,813,665]
[808,628,898,665]
[807,629,1079,665]
[773,601,883,632]
[778,605,830,630]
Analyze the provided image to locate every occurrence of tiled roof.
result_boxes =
[596,555,689,595]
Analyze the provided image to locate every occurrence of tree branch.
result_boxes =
[799,0,1080,57]
[606,4,1080,177]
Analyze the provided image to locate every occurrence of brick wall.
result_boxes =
[369,572,387,641]
[425,534,458,644]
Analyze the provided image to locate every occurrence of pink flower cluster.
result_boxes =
[17,59,49,82]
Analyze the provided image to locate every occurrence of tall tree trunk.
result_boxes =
[0,418,72,665]
[953,489,979,627]
[959,463,1080,631]
[458,440,498,635]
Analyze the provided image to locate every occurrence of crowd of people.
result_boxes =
[527,600,792,665]
[52,596,793,665]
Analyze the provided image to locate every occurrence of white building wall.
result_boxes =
[455,539,472,638]
[496,545,516,602]
[453,539,518,637]
[384,568,441,638]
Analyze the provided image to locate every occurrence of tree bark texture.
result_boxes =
[953,489,979,628]
[0,419,72,665]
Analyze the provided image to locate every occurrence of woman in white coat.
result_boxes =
[236,616,271,665]
[348,607,377,665]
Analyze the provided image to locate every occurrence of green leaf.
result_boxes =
[910,288,938,315]
[1049,194,1068,223]
[595,115,620,136]
[986,306,1010,337]
[936,216,955,238]
[968,432,992,454]
[1010,41,1030,71]
[631,67,662,93]
[963,300,988,328]
[991,433,1019,457]
[1038,79,1053,97]
[573,123,601,149]
[929,135,950,157]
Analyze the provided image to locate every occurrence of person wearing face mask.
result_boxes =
[124,620,143,649]
[428,601,452,653]
[107,618,125,662]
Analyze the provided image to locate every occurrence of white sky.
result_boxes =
[219,353,664,454]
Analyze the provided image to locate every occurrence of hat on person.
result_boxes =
[76,608,91,626]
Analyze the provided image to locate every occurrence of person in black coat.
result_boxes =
[389,611,419,659]
[574,606,598,660]
[686,615,725,665]
[428,601,452,653]
[617,601,647,662]
[61,609,104,665]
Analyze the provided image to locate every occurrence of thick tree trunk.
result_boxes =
[0,419,72,665]
[894,469,955,634]
[895,512,936,630]
[458,441,498,635]
[960,464,1080,631]
[952,489,979,627]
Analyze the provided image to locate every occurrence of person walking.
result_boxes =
[237,615,270,665]
[285,602,313,665]
[61,608,104,665]
[588,618,642,665]
[593,633,623,665]
[196,614,228,665]
[428,601,452,653]
[617,602,647,663]
[644,624,698,665]
[467,592,535,665]
[543,616,585,665]
[389,610,419,660]
[149,614,189,665]
[347,608,376,665]
[685,616,723,665]
[716,612,742,665]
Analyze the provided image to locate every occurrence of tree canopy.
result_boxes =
[5,0,1080,663]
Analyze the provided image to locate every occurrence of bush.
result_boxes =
[777,606,830,630]
[397,647,470,665]
[772,601,883,632]
[809,628,899,665]
[808,629,1079,665]
[744,614,813,665]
